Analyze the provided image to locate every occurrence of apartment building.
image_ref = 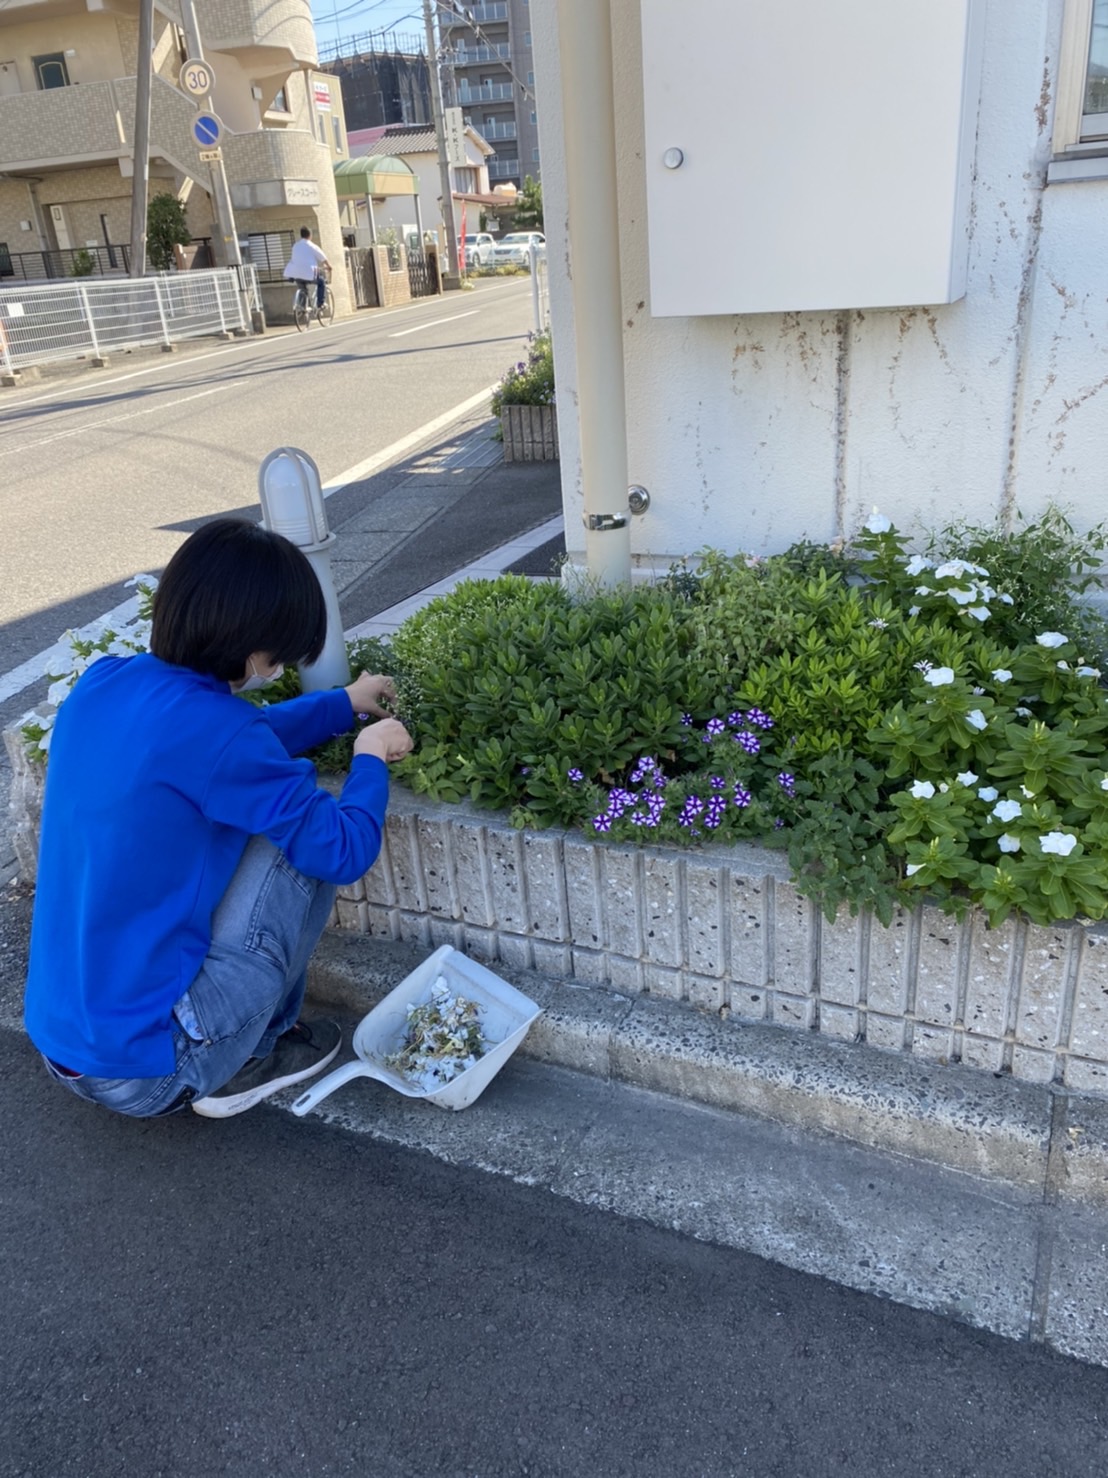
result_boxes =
[442,0,540,191]
[0,0,351,311]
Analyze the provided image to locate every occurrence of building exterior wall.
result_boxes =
[532,0,1108,566]
[0,0,350,310]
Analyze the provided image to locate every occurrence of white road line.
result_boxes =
[0,281,530,413]
[2,384,501,704]
[321,383,499,497]
[0,596,141,707]
[388,310,478,339]
[2,383,238,455]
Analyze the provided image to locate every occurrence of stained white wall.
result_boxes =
[532,0,1108,566]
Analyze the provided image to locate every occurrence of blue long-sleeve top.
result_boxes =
[24,653,389,1079]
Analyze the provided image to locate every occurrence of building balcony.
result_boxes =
[0,80,125,170]
[457,82,514,103]
[488,158,519,180]
[452,44,511,66]
[199,0,317,69]
[450,3,507,22]
[475,121,516,141]
[225,127,327,209]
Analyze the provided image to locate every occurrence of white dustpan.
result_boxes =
[291,944,543,1116]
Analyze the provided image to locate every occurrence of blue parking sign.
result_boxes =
[192,113,222,148]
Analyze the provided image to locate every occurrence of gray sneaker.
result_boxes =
[191,1019,342,1119]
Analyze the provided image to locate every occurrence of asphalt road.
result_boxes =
[2,887,1108,1478]
[0,277,535,683]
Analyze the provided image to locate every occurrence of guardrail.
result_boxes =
[0,268,258,374]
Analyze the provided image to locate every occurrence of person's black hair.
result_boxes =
[300,226,312,239]
[150,518,327,681]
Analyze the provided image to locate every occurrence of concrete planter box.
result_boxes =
[499,403,558,462]
[8,722,1108,1098]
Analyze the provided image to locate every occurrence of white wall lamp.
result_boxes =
[257,447,351,692]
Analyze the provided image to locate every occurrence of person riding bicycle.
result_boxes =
[283,226,330,310]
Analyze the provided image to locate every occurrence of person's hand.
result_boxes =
[353,717,413,764]
[345,672,397,720]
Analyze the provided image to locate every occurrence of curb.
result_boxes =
[307,928,1108,1206]
[305,928,1108,1369]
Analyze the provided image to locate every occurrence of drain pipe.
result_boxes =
[555,0,632,588]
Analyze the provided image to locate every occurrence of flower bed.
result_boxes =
[13,506,1108,1093]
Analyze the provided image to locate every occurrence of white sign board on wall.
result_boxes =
[641,0,986,316]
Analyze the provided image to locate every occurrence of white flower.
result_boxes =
[1020,786,1035,799]
[939,783,949,793]
[124,573,158,589]
[972,686,985,696]
[46,678,71,707]
[1100,777,1108,792]
[38,731,52,754]
[904,555,934,576]
[967,607,991,622]
[1057,660,1070,671]
[935,558,987,580]
[947,586,978,605]
[965,709,988,731]
[1040,831,1078,857]
[908,605,921,617]
[868,618,889,630]
[1015,706,1032,718]
[1077,666,1102,679]
[1036,632,1068,649]
[998,834,1021,853]
[956,771,978,786]
[915,585,934,597]
[923,667,955,687]
[978,786,999,802]
[1000,593,1015,605]
[865,509,892,533]
[910,780,936,799]
[992,799,1023,823]
[905,863,923,877]
[992,669,1012,683]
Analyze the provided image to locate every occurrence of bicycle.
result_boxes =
[292,275,334,331]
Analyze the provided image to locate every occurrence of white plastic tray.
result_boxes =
[291,944,543,1115]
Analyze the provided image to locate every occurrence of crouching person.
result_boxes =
[23,517,412,1120]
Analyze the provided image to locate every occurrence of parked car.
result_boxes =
[464,232,497,268]
[489,231,546,268]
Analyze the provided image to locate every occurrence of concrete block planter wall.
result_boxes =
[499,403,558,462]
[8,722,1108,1098]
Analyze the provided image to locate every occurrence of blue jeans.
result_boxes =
[41,837,337,1117]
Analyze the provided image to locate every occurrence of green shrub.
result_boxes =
[490,332,554,413]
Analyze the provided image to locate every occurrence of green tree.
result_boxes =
[513,175,543,231]
[146,193,191,271]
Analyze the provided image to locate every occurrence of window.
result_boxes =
[526,71,534,84]
[524,31,531,47]
[532,147,540,162]
[530,110,537,124]
[332,116,342,151]
[33,53,69,90]
[1054,0,1108,155]
[269,86,290,113]
[317,115,326,144]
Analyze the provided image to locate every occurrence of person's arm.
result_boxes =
[259,673,397,757]
[201,722,393,885]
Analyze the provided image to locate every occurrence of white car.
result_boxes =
[489,231,546,267]
[464,231,497,268]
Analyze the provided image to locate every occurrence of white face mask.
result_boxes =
[236,658,285,693]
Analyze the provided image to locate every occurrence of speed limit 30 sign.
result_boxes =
[180,57,214,97]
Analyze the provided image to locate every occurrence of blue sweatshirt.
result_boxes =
[24,653,389,1079]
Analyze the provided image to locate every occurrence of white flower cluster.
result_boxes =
[904,772,1083,862]
[385,978,488,1093]
[21,577,158,755]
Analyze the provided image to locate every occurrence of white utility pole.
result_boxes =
[128,0,155,275]
[424,0,461,288]
[555,0,632,587]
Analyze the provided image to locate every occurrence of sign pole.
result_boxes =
[423,0,461,289]
[176,0,254,329]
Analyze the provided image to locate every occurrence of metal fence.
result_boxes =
[0,268,258,373]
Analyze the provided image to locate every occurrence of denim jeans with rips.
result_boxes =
[41,836,337,1117]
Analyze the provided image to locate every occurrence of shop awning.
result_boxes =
[333,155,418,199]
